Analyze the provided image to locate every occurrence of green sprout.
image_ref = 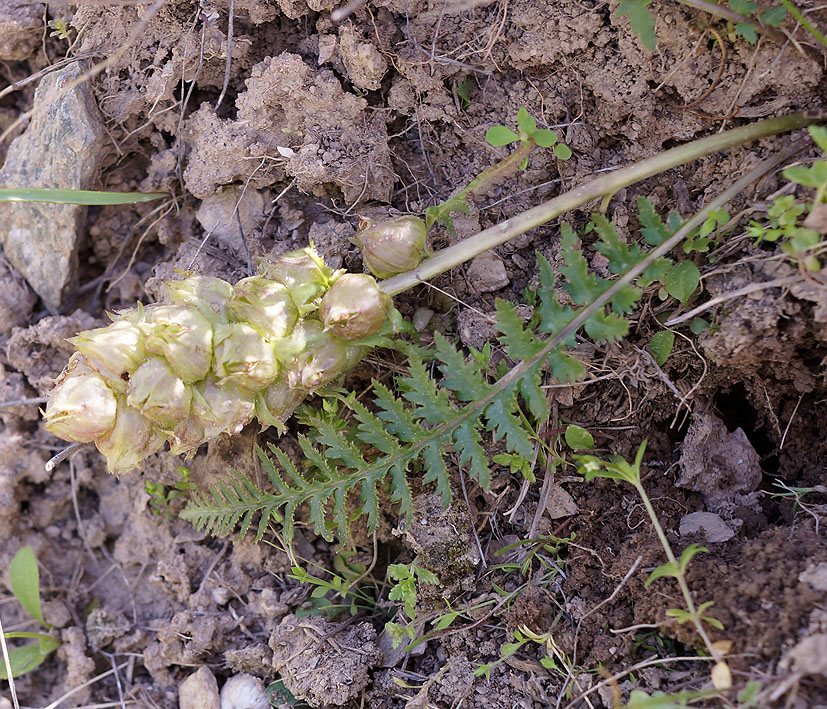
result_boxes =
[1,547,61,679]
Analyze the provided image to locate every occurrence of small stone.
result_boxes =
[195,187,266,257]
[0,61,107,313]
[220,673,269,709]
[679,511,735,543]
[317,33,336,65]
[799,563,827,592]
[466,252,509,292]
[545,483,578,519]
[179,666,220,709]
[783,635,827,677]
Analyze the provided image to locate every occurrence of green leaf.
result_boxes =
[616,0,656,50]
[516,108,536,136]
[0,188,165,205]
[738,680,763,705]
[9,547,45,626]
[729,0,758,15]
[645,560,680,587]
[637,196,674,245]
[0,636,59,679]
[533,129,558,148]
[783,163,827,188]
[734,22,759,44]
[564,424,594,450]
[690,317,709,334]
[648,330,675,366]
[759,6,786,26]
[627,689,686,708]
[553,143,572,160]
[664,261,700,305]
[432,610,461,631]
[486,125,520,147]
[809,125,827,155]
[678,543,707,573]
[413,567,440,585]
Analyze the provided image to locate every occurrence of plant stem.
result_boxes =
[677,0,788,44]
[379,112,820,296]
[633,479,722,662]
[777,0,827,47]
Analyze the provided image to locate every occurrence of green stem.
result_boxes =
[677,0,787,44]
[379,112,820,296]
[634,480,722,662]
[777,0,827,47]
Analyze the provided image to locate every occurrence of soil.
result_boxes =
[1,1,826,708]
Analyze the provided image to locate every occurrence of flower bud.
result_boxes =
[255,376,307,431]
[191,375,255,440]
[142,304,213,383]
[352,215,428,278]
[45,354,118,442]
[284,321,348,390]
[164,274,234,325]
[258,248,334,314]
[127,357,192,428]
[95,397,165,474]
[320,273,390,340]
[69,321,145,392]
[229,276,298,339]
[213,322,279,392]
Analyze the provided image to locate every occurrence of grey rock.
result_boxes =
[0,61,106,313]
[467,251,509,293]
[195,187,266,258]
[179,666,220,709]
[679,511,735,543]
[0,1,43,61]
[220,673,269,709]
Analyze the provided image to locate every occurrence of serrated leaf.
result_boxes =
[584,310,629,342]
[422,440,452,507]
[809,125,827,155]
[648,330,675,366]
[454,420,492,489]
[486,125,520,146]
[729,0,758,15]
[637,196,673,245]
[564,424,594,450]
[734,22,759,43]
[414,567,440,585]
[760,6,786,26]
[664,261,700,305]
[485,394,535,459]
[616,0,656,50]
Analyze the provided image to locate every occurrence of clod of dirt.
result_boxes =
[0,363,38,423]
[679,511,735,543]
[677,410,762,511]
[338,25,388,91]
[86,607,131,651]
[274,0,337,19]
[179,666,220,709]
[195,187,268,258]
[403,494,481,598]
[269,614,382,707]
[5,309,98,395]
[0,253,37,334]
[0,61,107,313]
[183,53,393,203]
[0,0,42,60]
[219,673,269,709]
[782,634,827,677]
[799,563,827,592]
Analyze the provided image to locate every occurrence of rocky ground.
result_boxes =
[0,1,826,707]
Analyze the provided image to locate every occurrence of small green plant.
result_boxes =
[1,547,60,679]
[617,0,795,50]
[385,562,440,647]
[575,442,731,687]
[425,108,570,236]
[746,131,827,272]
[145,466,195,518]
[288,558,378,618]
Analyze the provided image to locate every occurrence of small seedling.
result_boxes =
[385,562,440,648]
[425,107,571,236]
[145,466,194,518]
[575,442,731,689]
[1,547,60,679]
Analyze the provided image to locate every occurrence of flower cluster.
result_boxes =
[44,249,394,473]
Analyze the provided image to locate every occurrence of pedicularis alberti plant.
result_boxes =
[40,112,825,542]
